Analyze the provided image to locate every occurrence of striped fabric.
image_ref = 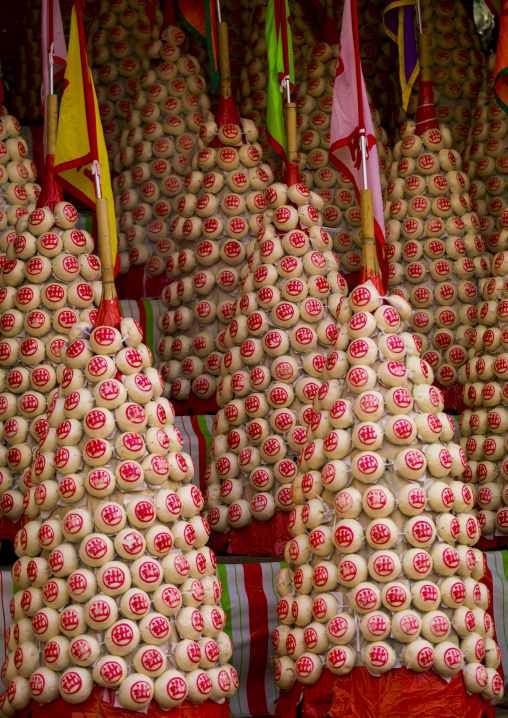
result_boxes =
[485,552,508,681]
[119,298,164,362]
[0,571,14,662]
[173,415,214,493]
[217,561,286,718]
[75,211,95,234]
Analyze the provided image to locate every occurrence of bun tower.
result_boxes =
[155,15,275,406]
[270,10,504,714]
[87,1,211,277]
[0,26,238,711]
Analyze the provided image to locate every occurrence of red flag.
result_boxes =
[329,0,388,292]
[178,0,220,91]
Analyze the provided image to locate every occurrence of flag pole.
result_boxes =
[360,188,382,289]
[284,87,298,187]
[46,0,58,161]
[350,0,381,289]
[281,0,297,188]
[414,27,439,135]
[96,196,117,302]
[36,2,64,211]
[217,1,231,98]
[95,182,121,328]
[92,167,117,306]
[358,128,379,287]
[46,94,59,159]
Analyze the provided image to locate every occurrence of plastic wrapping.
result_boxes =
[274,666,496,718]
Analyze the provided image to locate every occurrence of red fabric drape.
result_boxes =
[274,667,495,718]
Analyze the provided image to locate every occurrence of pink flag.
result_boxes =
[41,0,67,156]
[329,0,388,292]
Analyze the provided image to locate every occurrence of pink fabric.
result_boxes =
[329,0,387,291]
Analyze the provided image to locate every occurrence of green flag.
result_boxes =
[177,0,220,93]
[266,0,295,161]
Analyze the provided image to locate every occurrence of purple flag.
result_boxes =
[382,0,419,110]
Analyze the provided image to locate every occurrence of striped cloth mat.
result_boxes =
[173,415,214,493]
[485,552,508,683]
[0,571,14,662]
[217,561,285,717]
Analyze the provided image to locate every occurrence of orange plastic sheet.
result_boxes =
[274,667,496,718]
[19,688,230,718]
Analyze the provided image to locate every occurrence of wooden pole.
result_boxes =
[284,99,299,186]
[96,197,117,301]
[325,0,334,17]
[218,21,231,98]
[286,103,298,165]
[360,188,380,278]
[46,94,58,157]
[419,31,432,83]
[414,26,438,135]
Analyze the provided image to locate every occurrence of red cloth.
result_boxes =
[477,535,508,550]
[321,19,340,44]
[36,153,64,211]
[284,162,299,187]
[209,95,244,148]
[209,511,292,557]
[415,79,439,135]
[172,395,219,416]
[342,271,360,291]
[20,687,230,718]
[274,667,495,718]
[115,265,169,300]
[96,297,122,329]
[0,515,27,541]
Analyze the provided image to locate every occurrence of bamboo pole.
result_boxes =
[414,25,438,135]
[360,188,380,278]
[218,21,231,98]
[96,197,117,300]
[418,31,432,83]
[284,100,298,186]
[325,0,334,17]
[286,103,298,165]
[46,94,58,157]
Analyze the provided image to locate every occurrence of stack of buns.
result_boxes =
[271,281,502,700]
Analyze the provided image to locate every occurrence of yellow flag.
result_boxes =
[55,1,118,275]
